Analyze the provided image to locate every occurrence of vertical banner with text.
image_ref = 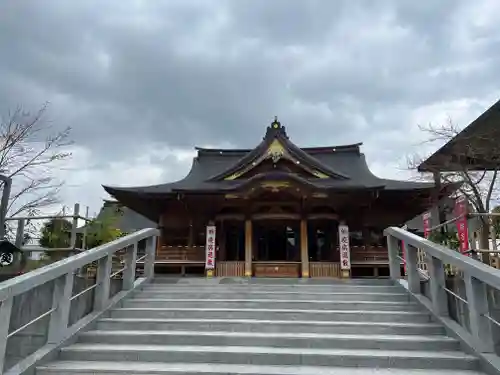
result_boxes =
[338,224,351,270]
[423,212,431,239]
[205,225,216,270]
[454,196,470,255]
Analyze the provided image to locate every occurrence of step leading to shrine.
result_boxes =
[37,280,486,375]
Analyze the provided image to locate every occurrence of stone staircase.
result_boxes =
[36,278,487,375]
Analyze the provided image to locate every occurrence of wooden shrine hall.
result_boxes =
[103,118,457,278]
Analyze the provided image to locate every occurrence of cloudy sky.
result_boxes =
[1,0,499,217]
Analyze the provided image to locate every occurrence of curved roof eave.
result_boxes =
[102,156,201,196]
[282,137,350,179]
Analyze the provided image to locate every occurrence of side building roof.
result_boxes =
[77,200,156,233]
[418,98,500,172]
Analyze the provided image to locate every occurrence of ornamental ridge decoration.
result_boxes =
[266,139,285,164]
[223,117,330,180]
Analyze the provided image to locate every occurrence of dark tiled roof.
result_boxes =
[104,138,437,196]
[102,119,464,224]
[103,118,462,219]
[418,98,500,172]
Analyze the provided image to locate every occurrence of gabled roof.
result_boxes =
[207,118,350,181]
[103,117,454,199]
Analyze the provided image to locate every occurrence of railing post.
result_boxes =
[14,219,24,248]
[0,297,13,373]
[94,254,113,311]
[144,235,157,280]
[405,244,420,294]
[123,243,138,290]
[47,271,75,344]
[70,203,80,249]
[464,272,494,352]
[387,235,400,279]
[428,256,448,316]
[15,219,25,267]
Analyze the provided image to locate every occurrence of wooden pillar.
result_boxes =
[300,219,309,278]
[245,220,253,277]
[219,221,227,261]
[433,171,446,235]
[156,214,164,258]
[187,220,194,247]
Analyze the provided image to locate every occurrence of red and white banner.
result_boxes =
[454,196,469,254]
[423,211,431,239]
[205,225,216,269]
[338,225,351,270]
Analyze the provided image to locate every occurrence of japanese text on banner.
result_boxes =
[338,224,351,270]
[454,196,469,255]
[205,225,216,269]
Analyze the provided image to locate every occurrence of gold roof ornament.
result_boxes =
[272,116,280,129]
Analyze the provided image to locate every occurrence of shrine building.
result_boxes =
[103,118,457,278]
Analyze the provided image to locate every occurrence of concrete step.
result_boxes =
[78,330,460,351]
[134,291,411,302]
[96,318,446,335]
[59,344,479,370]
[126,298,422,312]
[123,298,419,311]
[37,361,487,375]
[141,284,403,293]
[109,307,433,323]
[150,277,396,286]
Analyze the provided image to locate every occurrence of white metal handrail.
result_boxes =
[0,227,159,374]
[385,226,500,355]
[386,227,500,290]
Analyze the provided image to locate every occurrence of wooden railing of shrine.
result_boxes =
[216,261,245,277]
[350,245,388,263]
[309,262,340,278]
[156,245,205,262]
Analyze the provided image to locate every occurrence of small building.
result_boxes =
[92,200,156,233]
[104,118,457,278]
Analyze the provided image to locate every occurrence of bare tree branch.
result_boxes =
[0,103,72,225]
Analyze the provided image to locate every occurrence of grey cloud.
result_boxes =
[0,0,499,171]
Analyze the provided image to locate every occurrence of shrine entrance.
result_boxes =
[254,221,300,262]
[251,219,301,277]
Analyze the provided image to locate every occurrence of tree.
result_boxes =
[39,217,72,262]
[408,119,500,256]
[0,103,72,221]
[85,206,127,249]
[492,205,500,238]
